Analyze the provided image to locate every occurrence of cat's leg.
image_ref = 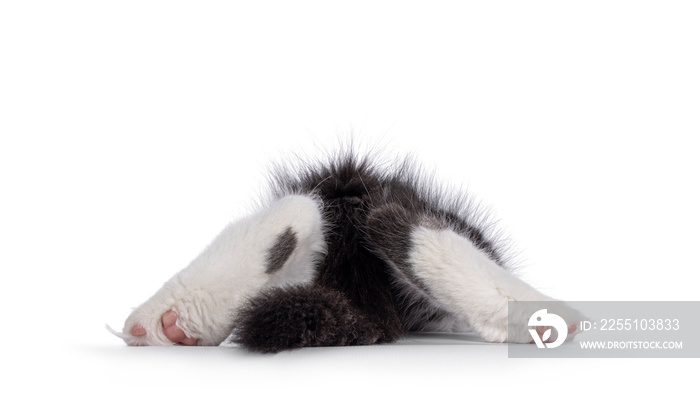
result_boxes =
[366,204,580,343]
[119,194,326,346]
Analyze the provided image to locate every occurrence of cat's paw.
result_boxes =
[506,301,583,345]
[469,298,582,345]
[124,310,198,346]
[118,280,237,346]
[160,310,199,345]
[528,323,579,345]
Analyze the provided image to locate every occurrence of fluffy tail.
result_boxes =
[231,285,385,353]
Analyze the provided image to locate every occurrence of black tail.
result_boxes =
[231,285,386,353]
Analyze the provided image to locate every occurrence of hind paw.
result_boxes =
[122,303,204,346]
[160,310,198,345]
[119,284,233,346]
[126,310,198,345]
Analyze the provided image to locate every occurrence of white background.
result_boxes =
[1,1,698,414]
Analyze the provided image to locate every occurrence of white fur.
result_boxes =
[120,194,326,346]
[408,226,580,343]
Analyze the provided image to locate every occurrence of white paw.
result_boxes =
[506,300,583,345]
[116,283,236,346]
[466,294,583,345]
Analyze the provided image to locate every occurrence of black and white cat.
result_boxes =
[113,150,580,352]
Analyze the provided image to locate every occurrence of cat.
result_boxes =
[112,149,580,352]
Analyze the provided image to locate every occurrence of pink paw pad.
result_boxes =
[129,324,147,337]
[160,310,198,346]
[126,310,198,346]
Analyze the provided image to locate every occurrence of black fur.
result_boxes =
[232,151,507,352]
[265,227,298,274]
[232,285,384,353]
